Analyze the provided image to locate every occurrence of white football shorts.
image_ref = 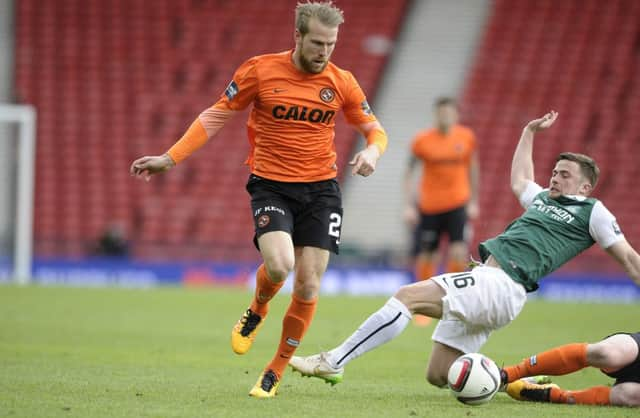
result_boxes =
[431,266,527,353]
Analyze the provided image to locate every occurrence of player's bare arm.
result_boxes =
[511,110,558,197]
[403,154,420,226]
[349,120,386,177]
[467,152,480,219]
[605,240,640,285]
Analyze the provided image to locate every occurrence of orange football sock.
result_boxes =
[249,264,285,318]
[503,343,588,382]
[446,260,467,273]
[550,386,611,405]
[415,259,435,282]
[266,294,317,379]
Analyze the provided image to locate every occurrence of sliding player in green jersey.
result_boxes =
[289,111,640,393]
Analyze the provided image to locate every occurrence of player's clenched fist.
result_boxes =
[349,145,380,177]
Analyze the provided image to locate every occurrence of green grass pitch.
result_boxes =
[1,284,638,417]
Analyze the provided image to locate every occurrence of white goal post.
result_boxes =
[0,104,36,284]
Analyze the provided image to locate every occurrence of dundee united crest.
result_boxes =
[320,88,335,103]
[258,215,270,228]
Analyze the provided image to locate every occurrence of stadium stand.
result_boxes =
[460,0,640,271]
[14,0,409,261]
[14,0,639,273]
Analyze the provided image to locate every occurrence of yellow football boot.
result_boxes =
[506,379,559,402]
[249,369,280,398]
[231,308,264,355]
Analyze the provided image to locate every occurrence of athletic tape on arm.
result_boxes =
[366,127,388,155]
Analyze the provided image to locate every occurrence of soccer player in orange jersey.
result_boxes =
[403,97,479,325]
[129,1,388,398]
[504,332,640,407]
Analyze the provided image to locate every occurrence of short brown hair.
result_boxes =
[557,152,600,188]
[433,96,457,109]
[295,1,344,35]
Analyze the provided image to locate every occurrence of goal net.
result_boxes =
[0,104,36,284]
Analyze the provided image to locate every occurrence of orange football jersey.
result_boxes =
[215,50,378,182]
[411,125,476,214]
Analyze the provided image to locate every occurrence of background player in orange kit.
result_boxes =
[129,1,388,398]
[403,97,479,324]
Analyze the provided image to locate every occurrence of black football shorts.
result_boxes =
[246,174,343,254]
[413,205,468,254]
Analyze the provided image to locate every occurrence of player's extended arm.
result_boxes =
[606,240,640,285]
[349,121,388,177]
[510,111,558,197]
[130,105,236,181]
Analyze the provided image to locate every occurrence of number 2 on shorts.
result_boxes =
[328,212,342,238]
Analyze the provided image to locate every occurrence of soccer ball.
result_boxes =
[447,353,501,405]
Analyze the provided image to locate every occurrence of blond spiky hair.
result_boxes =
[295,1,344,34]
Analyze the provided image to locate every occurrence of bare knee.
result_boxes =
[418,250,438,264]
[610,383,640,407]
[586,343,612,367]
[264,258,294,282]
[425,362,448,388]
[394,285,414,307]
[425,370,448,388]
[394,280,444,318]
[448,242,468,262]
[587,335,634,369]
[395,284,426,314]
[293,277,321,300]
